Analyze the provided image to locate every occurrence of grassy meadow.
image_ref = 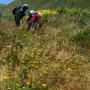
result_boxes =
[0,0,90,90]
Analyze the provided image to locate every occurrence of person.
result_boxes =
[12,4,28,27]
[27,10,42,31]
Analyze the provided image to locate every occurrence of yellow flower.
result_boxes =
[39,9,58,15]
[7,88,11,90]
[68,68,71,71]
[26,82,30,85]
[21,61,24,63]
[22,87,25,89]
[3,59,6,62]
[42,84,46,87]
[31,64,35,67]
[16,83,19,86]
[4,77,8,79]
[60,88,64,90]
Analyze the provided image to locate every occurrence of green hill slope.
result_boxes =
[0,0,90,90]
[8,0,90,9]
[2,0,90,22]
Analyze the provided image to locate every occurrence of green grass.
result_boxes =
[1,0,90,21]
[72,29,90,48]
[7,0,90,9]
[0,1,90,90]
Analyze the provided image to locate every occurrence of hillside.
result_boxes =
[2,0,90,21]
[0,0,90,90]
[7,0,90,9]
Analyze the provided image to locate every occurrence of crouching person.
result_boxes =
[27,10,42,31]
[12,4,28,27]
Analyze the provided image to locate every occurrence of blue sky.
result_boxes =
[0,0,14,4]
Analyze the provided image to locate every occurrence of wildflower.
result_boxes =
[4,76,8,79]
[6,46,11,48]
[3,59,6,62]
[60,88,64,90]
[16,83,19,86]
[67,68,71,71]
[42,84,46,87]
[7,87,11,90]
[22,87,25,89]
[31,64,35,67]
[26,82,30,85]
[21,60,24,63]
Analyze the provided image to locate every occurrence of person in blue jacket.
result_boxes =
[12,4,28,27]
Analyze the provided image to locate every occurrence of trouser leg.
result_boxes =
[28,20,34,27]
[15,15,20,27]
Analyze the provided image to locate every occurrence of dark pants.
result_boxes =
[28,20,41,31]
[28,20,34,27]
[14,14,23,27]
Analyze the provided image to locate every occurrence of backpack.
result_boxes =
[12,7,23,15]
[12,7,18,15]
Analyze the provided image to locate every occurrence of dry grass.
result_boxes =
[0,9,90,90]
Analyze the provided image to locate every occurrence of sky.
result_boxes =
[0,0,14,4]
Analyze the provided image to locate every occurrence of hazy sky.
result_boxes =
[0,0,13,4]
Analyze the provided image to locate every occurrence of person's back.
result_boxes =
[31,13,38,22]
[12,4,28,27]
[27,10,42,30]
[33,12,42,22]
[30,12,42,23]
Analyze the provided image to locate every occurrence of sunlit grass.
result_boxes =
[0,7,90,90]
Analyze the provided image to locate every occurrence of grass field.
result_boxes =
[0,0,90,90]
